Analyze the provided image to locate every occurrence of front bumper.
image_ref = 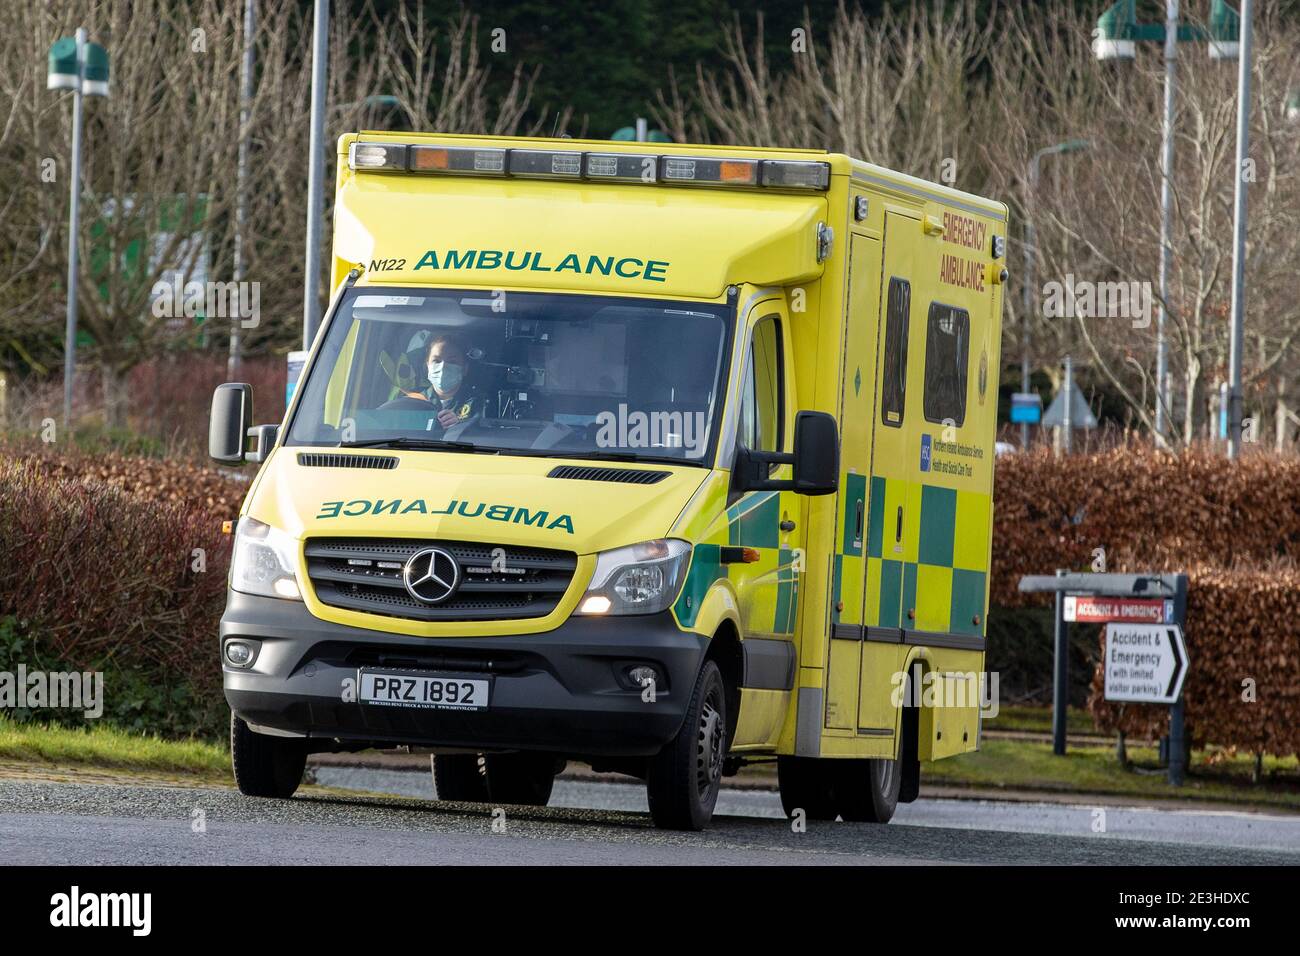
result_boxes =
[220,591,706,757]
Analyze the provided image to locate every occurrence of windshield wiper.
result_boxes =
[338,437,493,453]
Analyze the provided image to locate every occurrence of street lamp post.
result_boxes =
[1155,0,1179,440]
[1023,140,1091,448]
[1226,0,1253,459]
[48,29,109,433]
[302,0,329,353]
[229,0,256,381]
[1093,0,1242,441]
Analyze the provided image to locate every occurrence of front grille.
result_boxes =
[304,537,577,622]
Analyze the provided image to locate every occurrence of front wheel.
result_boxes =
[647,660,728,830]
[230,712,307,799]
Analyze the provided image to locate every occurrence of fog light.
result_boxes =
[580,595,612,614]
[224,641,255,667]
[627,665,661,688]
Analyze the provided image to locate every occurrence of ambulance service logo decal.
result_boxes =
[978,348,989,405]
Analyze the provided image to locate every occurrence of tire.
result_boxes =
[482,752,558,806]
[647,660,728,831]
[777,756,838,821]
[432,753,490,803]
[831,757,902,823]
[230,712,306,799]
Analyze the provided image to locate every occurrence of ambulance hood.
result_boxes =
[248,447,710,556]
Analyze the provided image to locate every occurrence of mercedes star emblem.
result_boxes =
[401,547,460,604]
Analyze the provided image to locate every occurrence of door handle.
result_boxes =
[852,500,863,550]
[780,519,796,533]
[895,505,903,542]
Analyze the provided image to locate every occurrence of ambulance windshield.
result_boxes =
[285,288,733,465]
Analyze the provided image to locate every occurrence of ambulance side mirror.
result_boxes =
[209,383,253,464]
[791,411,839,496]
[733,411,838,497]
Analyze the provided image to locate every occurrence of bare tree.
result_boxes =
[0,0,559,429]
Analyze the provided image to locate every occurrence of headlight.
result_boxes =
[230,517,302,601]
[576,539,691,616]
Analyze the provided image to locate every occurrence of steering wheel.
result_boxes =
[377,394,436,411]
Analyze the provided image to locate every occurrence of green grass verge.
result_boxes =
[925,739,1300,810]
[0,714,228,778]
[984,705,1099,736]
[3,715,1296,812]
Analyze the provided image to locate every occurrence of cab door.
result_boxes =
[728,304,803,747]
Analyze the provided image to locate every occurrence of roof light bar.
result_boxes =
[761,160,831,190]
[409,145,506,175]
[660,155,758,186]
[508,149,583,179]
[348,142,408,171]
[347,142,831,191]
[584,152,658,183]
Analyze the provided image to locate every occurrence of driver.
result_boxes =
[417,334,487,429]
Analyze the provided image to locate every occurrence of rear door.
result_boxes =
[824,232,880,731]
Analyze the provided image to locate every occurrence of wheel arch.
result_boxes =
[705,618,743,746]
[898,648,933,762]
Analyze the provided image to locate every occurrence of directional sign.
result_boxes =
[1010,391,1042,424]
[1104,623,1187,704]
[1064,596,1172,624]
[1041,380,1098,429]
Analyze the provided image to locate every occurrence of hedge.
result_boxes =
[0,453,234,731]
[992,447,1300,756]
[1,444,1297,753]
[1087,568,1300,757]
[989,447,1300,607]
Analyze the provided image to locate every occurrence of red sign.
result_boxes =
[1063,596,1169,624]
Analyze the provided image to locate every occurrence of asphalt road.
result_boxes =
[1,775,1297,865]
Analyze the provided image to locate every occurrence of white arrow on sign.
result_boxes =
[1103,623,1188,704]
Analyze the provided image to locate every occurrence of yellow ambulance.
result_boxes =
[210,131,1007,830]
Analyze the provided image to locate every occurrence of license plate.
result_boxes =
[358,671,490,711]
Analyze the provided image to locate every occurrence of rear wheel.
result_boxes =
[433,752,558,806]
[777,756,838,821]
[482,752,559,806]
[230,712,306,799]
[432,753,490,803]
[647,660,728,830]
[831,757,901,823]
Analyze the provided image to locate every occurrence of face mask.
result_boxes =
[427,360,464,393]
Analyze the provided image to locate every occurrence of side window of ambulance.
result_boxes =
[740,315,784,453]
[922,302,971,427]
[880,277,910,428]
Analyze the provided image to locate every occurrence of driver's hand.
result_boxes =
[436,409,461,428]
